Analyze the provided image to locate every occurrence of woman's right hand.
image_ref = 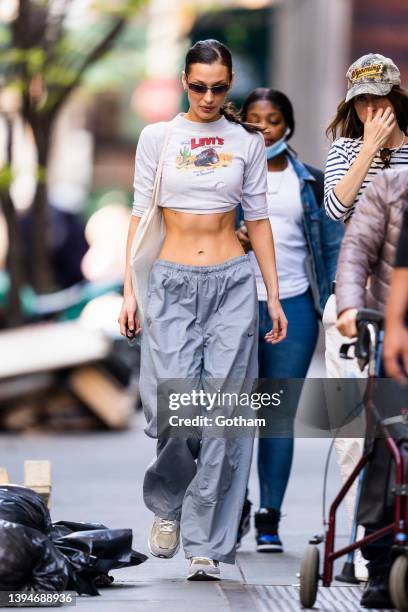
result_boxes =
[118,293,141,338]
[336,308,358,338]
[362,106,396,155]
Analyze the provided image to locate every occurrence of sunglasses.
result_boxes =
[186,81,230,96]
[380,147,392,169]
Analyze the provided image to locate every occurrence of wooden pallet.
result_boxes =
[0,321,134,431]
[0,460,51,508]
[68,366,134,429]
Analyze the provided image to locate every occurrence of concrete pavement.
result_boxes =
[1,421,377,611]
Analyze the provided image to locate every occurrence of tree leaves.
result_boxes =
[0,165,14,192]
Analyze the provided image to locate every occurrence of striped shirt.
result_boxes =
[324,137,408,221]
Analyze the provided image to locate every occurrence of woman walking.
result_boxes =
[323,52,408,582]
[118,40,287,581]
[236,89,343,552]
[324,53,408,224]
[333,169,408,609]
[324,53,408,355]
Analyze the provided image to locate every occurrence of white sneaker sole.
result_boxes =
[147,537,180,559]
[187,568,221,581]
[257,543,283,553]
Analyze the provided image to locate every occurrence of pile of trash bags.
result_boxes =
[0,485,147,595]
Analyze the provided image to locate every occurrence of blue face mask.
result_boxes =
[265,128,291,160]
[265,135,288,160]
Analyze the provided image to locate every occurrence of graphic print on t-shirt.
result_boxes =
[176,135,233,175]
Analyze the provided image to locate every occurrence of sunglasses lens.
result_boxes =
[188,83,207,94]
[212,85,229,95]
[187,83,229,95]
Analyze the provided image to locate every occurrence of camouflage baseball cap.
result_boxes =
[345,53,401,103]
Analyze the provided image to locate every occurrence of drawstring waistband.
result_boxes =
[153,254,250,274]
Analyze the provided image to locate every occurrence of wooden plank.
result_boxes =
[0,321,110,379]
[0,467,9,484]
[1,403,39,431]
[68,366,134,429]
[24,460,51,487]
[24,460,51,508]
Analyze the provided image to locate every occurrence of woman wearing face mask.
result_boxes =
[235,89,343,553]
[118,41,287,582]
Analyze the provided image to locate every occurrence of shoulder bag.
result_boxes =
[130,122,173,326]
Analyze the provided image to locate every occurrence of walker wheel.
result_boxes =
[390,555,408,612]
[299,545,320,608]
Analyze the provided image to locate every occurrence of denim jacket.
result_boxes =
[236,152,344,316]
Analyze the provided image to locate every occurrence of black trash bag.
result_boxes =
[51,537,98,597]
[50,522,148,595]
[0,486,147,596]
[0,485,52,533]
[51,521,108,538]
[0,520,69,592]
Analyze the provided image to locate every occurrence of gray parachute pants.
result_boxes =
[139,254,259,564]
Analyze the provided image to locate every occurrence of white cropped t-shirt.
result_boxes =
[132,113,268,220]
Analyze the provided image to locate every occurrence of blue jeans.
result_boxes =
[257,289,319,510]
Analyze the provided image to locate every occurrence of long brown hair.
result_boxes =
[184,39,261,134]
[326,85,408,141]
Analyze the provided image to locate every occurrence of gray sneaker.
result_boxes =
[148,516,180,558]
[187,557,220,581]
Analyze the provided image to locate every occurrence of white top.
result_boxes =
[324,137,408,221]
[250,163,309,301]
[132,113,268,220]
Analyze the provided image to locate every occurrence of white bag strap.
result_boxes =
[150,121,173,211]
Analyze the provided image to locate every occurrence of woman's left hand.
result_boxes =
[336,308,358,338]
[265,298,288,344]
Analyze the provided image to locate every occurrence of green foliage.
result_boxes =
[91,0,146,18]
[225,22,248,50]
[36,165,47,184]
[0,48,25,64]
[0,23,11,47]
[0,165,14,192]
[26,48,46,75]
[0,0,147,112]
[44,64,78,88]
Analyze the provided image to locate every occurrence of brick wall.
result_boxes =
[351,0,408,86]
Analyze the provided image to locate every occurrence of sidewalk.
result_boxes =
[0,332,383,611]
[1,419,374,611]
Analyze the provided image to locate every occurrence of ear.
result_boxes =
[229,72,236,89]
[181,70,188,92]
